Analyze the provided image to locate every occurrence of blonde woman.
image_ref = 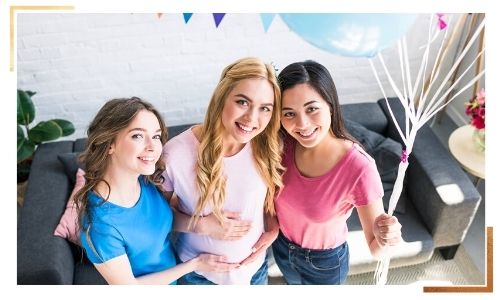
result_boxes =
[75,98,237,285]
[162,57,283,284]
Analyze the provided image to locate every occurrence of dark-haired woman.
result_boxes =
[272,61,402,284]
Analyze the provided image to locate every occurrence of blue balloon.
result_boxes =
[280,13,417,58]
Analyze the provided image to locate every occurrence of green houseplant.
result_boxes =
[17,89,75,182]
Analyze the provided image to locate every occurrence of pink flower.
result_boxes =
[471,117,485,129]
[465,88,485,130]
[476,90,485,105]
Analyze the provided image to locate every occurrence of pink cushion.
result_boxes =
[53,168,85,245]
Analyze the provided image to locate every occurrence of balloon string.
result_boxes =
[374,247,390,285]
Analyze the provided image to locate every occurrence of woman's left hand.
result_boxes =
[373,213,402,247]
[239,228,279,266]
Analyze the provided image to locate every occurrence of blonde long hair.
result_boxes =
[190,57,284,228]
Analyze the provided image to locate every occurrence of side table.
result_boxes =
[448,125,485,186]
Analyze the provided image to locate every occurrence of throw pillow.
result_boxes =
[53,168,85,245]
[345,119,406,213]
[57,152,83,185]
[344,119,384,153]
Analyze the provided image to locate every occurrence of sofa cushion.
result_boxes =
[167,124,195,140]
[346,200,434,275]
[53,168,84,245]
[58,152,83,184]
[344,120,406,213]
[73,138,87,152]
[341,102,388,134]
[74,258,107,284]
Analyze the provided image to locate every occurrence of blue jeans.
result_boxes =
[271,231,349,285]
[178,259,269,285]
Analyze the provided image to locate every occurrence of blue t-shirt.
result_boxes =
[80,176,177,284]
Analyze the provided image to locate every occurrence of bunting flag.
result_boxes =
[436,13,447,30]
[213,13,226,27]
[260,13,276,32]
[183,13,193,24]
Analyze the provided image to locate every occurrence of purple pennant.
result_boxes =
[213,13,225,27]
[183,13,193,24]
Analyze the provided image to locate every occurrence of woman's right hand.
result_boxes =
[196,211,252,240]
[194,254,240,273]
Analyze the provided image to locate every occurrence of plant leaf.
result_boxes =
[28,121,62,144]
[17,89,35,125]
[25,90,36,97]
[51,119,75,136]
[17,124,25,145]
[17,138,35,163]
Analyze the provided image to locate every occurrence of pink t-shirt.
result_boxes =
[162,128,267,284]
[275,137,383,250]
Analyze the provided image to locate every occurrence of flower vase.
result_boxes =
[472,128,485,152]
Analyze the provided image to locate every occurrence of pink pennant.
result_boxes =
[437,13,447,30]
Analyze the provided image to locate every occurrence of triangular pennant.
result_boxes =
[213,13,225,28]
[260,13,276,32]
[183,13,193,24]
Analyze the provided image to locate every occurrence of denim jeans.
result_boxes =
[178,259,269,285]
[271,231,349,285]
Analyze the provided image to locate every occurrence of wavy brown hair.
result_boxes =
[74,97,168,237]
[190,57,284,229]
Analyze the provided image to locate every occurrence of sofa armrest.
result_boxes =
[378,99,482,248]
[18,141,76,284]
[405,125,481,247]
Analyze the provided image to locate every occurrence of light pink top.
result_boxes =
[275,137,383,250]
[162,129,266,284]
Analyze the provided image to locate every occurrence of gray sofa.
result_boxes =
[17,98,482,284]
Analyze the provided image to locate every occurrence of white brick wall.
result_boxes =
[17,13,474,139]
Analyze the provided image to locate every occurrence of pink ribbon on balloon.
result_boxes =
[437,13,447,30]
[400,149,409,163]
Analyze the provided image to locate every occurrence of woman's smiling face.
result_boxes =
[281,83,332,148]
[220,78,275,146]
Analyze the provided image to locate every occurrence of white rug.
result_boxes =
[268,246,484,285]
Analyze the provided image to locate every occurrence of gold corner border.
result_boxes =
[424,226,493,293]
[10,5,75,72]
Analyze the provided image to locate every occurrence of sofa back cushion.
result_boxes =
[341,102,388,134]
[58,152,83,184]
